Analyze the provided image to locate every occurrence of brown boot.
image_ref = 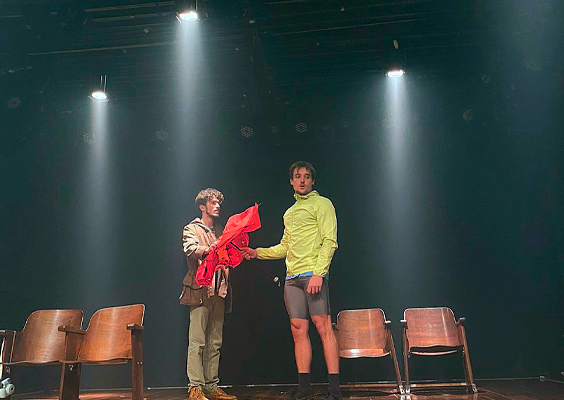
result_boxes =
[189,387,209,400]
[206,388,237,400]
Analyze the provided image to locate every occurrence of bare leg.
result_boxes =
[290,318,312,373]
[311,315,339,374]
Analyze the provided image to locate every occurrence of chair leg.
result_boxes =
[0,366,11,381]
[59,363,81,400]
[1,331,15,380]
[401,323,410,394]
[460,350,477,393]
[387,331,404,394]
[403,353,411,394]
[458,326,477,393]
[131,329,144,400]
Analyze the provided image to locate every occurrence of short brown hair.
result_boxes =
[288,161,316,181]
[195,188,224,208]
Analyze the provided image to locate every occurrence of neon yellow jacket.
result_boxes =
[256,190,338,277]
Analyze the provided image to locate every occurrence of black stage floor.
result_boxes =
[12,379,564,400]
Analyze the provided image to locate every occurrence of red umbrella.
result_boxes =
[196,203,261,286]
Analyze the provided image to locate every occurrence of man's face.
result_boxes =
[290,167,315,195]
[201,196,221,219]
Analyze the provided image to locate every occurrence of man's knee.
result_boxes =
[189,327,207,350]
[207,335,223,349]
[311,315,332,337]
[188,337,206,352]
[290,318,309,339]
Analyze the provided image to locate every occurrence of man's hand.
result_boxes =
[241,247,257,260]
[306,275,323,294]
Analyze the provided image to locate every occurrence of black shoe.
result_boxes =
[323,391,342,400]
[289,390,313,400]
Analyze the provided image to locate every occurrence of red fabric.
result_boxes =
[196,203,261,286]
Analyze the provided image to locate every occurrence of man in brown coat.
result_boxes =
[180,188,236,400]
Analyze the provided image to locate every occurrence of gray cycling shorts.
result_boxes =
[284,276,331,320]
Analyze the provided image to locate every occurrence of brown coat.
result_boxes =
[179,218,233,313]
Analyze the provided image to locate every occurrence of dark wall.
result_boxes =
[2,64,563,391]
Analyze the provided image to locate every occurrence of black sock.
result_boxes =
[328,374,340,396]
[298,373,311,394]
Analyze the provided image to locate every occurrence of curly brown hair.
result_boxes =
[195,188,224,208]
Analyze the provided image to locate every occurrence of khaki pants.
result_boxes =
[187,295,225,392]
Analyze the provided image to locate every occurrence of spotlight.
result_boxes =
[463,109,474,123]
[7,96,21,109]
[89,75,109,101]
[241,126,254,138]
[176,0,200,23]
[295,122,308,134]
[155,129,169,141]
[386,69,405,78]
[90,91,107,101]
[177,10,198,22]
[83,132,96,145]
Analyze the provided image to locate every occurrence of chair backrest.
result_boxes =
[12,309,83,363]
[336,308,389,358]
[403,307,461,349]
[79,304,145,362]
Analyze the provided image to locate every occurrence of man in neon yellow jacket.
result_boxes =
[243,161,340,400]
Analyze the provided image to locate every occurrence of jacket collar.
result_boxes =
[294,190,319,202]
[190,218,214,232]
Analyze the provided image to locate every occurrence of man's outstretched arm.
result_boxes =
[241,247,257,259]
[242,227,289,260]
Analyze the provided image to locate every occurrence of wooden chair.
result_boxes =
[401,307,477,394]
[59,304,145,400]
[0,309,84,385]
[334,309,404,394]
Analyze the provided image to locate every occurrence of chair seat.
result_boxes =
[410,345,461,356]
[2,360,61,366]
[336,309,404,394]
[340,348,389,358]
[1,309,84,367]
[81,358,131,365]
[59,304,145,400]
[61,358,130,365]
[402,307,476,394]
